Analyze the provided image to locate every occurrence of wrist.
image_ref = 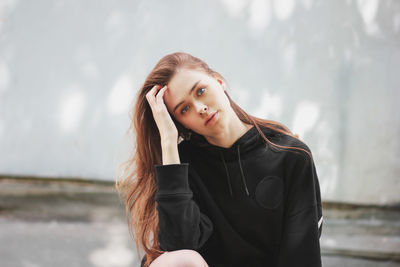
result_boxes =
[161,137,178,148]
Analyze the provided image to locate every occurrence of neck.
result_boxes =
[204,115,253,148]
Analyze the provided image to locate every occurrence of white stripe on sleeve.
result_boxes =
[318,216,323,229]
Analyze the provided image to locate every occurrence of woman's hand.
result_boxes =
[146,85,179,143]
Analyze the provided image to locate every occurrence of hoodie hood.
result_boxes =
[187,125,282,198]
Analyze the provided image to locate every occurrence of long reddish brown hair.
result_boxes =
[115,52,312,267]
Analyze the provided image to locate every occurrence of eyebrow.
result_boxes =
[173,80,201,113]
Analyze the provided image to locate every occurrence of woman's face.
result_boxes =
[163,68,233,137]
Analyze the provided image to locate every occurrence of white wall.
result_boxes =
[1,0,399,206]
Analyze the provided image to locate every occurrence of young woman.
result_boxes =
[116,52,323,267]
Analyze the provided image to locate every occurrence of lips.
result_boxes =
[205,111,218,125]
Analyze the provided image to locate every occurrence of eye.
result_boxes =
[180,87,206,115]
[181,105,189,114]
[197,87,205,96]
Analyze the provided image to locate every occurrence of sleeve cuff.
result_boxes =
[154,163,191,195]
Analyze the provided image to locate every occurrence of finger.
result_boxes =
[148,86,167,113]
[146,85,162,99]
[156,86,167,100]
[155,85,167,95]
[146,85,163,107]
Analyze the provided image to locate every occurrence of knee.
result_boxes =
[170,249,208,267]
[149,249,208,267]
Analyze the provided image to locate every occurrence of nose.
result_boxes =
[194,102,208,116]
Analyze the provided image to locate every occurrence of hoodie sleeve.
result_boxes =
[276,153,323,267]
[154,163,214,251]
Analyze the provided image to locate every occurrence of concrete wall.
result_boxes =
[0,0,399,205]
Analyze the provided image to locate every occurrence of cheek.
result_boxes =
[213,91,228,107]
[174,115,191,129]
[179,115,200,131]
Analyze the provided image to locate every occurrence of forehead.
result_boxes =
[168,69,210,91]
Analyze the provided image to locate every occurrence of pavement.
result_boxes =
[0,177,399,267]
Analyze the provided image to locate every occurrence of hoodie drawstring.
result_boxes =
[237,145,250,196]
[220,152,234,197]
[219,144,250,198]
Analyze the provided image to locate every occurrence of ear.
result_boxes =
[216,78,226,91]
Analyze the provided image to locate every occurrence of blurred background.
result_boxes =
[1,0,399,266]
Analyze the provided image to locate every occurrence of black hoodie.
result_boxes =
[141,125,323,267]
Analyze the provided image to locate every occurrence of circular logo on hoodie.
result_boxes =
[255,176,283,210]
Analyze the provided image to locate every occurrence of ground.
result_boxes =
[0,178,399,267]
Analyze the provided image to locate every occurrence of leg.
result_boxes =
[149,249,209,267]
